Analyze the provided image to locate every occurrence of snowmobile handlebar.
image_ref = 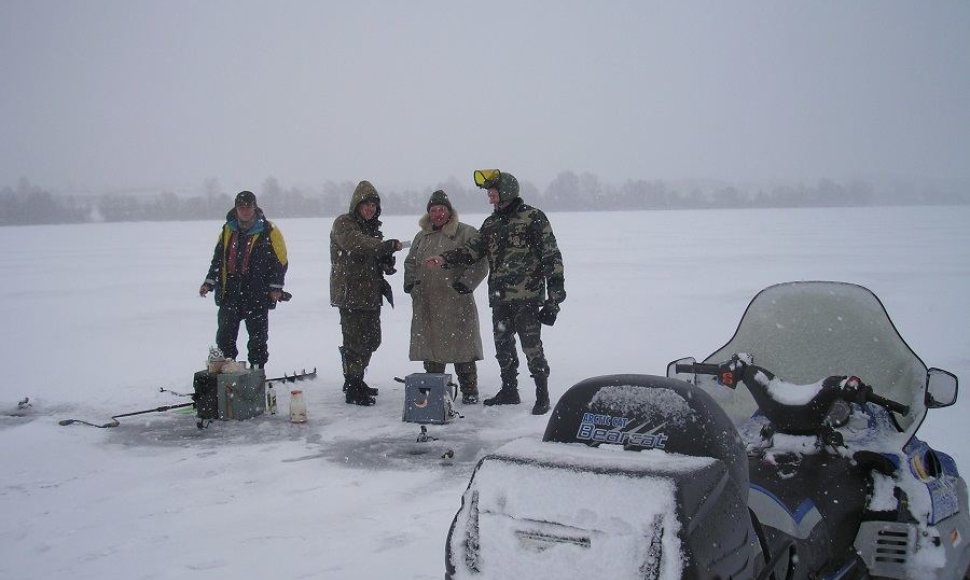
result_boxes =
[675,362,734,386]
[676,356,910,434]
[839,375,910,416]
[870,394,909,415]
[676,362,720,375]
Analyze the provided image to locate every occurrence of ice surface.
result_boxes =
[0,206,968,579]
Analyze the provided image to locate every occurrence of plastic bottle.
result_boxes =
[266,382,278,415]
[289,389,307,423]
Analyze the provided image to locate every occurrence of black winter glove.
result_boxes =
[537,301,560,326]
[404,280,418,294]
[546,275,566,304]
[380,239,400,257]
[380,254,396,275]
[452,280,472,294]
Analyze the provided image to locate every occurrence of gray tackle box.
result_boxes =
[193,369,266,421]
[402,372,456,424]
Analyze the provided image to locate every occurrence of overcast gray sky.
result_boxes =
[2,1,968,194]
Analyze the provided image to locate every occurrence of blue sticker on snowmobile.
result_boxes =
[749,485,822,540]
[576,413,669,449]
[905,439,961,524]
[928,477,960,524]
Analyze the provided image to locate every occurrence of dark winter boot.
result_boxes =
[483,378,520,406]
[345,376,376,406]
[340,347,378,396]
[342,377,379,396]
[531,375,550,415]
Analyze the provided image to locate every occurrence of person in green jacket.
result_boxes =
[330,181,402,406]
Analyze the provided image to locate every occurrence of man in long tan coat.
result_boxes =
[403,190,488,403]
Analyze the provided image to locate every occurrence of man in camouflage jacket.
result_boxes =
[330,180,402,406]
[425,171,565,415]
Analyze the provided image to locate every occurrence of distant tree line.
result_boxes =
[1,173,967,226]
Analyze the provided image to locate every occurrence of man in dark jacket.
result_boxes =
[330,180,403,406]
[199,190,288,369]
[425,170,565,415]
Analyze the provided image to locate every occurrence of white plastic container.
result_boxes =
[289,389,307,423]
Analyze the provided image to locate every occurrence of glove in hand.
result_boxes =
[380,239,400,257]
[452,280,472,294]
[380,254,396,275]
[537,301,560,326]
[546,276,566,304]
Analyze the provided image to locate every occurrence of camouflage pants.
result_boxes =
[339,308,381,377]
[491,301,548,385]
[424,360,478,395]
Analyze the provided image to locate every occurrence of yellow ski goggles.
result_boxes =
[473,169,501,189]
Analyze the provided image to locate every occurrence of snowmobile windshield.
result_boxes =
[701,281,927,437]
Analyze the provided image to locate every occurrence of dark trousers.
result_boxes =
[423,360,478,394]
[216,304,269,366]
[339,308,382,377]
[491,301,549,385]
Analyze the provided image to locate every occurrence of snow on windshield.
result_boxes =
[703,281,927,435]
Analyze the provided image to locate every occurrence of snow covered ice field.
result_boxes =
[1,205,969,579]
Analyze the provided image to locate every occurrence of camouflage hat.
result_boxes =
[426,189,453,213]
[496,172,519,204]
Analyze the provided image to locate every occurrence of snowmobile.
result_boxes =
[445,281,970,579]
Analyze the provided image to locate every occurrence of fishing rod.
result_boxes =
[156,368,318,397]
[58,402,196,429]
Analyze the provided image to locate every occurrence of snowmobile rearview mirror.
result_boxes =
[925,367,958,408]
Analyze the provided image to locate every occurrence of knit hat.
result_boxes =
[426,189,453,213]
[235,190,257,207]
